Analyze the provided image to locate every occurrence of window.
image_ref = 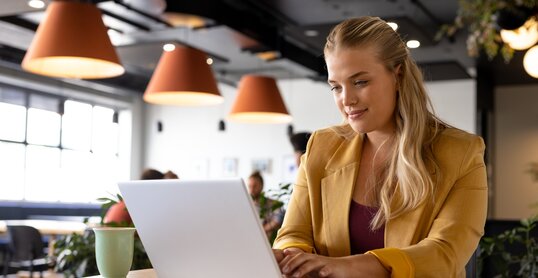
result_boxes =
[62,100,92,151]
[0,142,25,200]
[27,108,62,146]
[25,145,61,202]
[0,85,130,203]
[0,102,26,142]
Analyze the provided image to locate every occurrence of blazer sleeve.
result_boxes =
[368,136,488,277]
[273,132,316,253]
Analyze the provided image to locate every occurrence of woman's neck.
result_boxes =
[365,130,395,152]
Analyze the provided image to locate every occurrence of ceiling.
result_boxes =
[0,0,533,95]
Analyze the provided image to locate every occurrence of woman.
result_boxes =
[272,16,487,277]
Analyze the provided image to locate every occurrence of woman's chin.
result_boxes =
[348,123,370,134]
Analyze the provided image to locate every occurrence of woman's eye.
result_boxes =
[353,80,368,86]
[330,86,342,93]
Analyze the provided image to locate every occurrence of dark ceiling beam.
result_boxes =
[417,61,470,81]
[235,0,299,26]
[111,0,174,28]
[0,15,38,32]
[0,8,154,34]
[99,9,151,31]
[409,0,446,42]
[409,0,443,26]
[164,0,326,77]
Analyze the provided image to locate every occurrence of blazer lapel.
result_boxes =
[320,132,364,257]
[385,177,436,248]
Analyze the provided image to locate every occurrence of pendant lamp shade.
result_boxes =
[228,75,292,123]
[21,1,124,79]
[143,46,223,106]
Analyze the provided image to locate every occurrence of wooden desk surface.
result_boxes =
[85,269,157,278]
[0,219,87,235]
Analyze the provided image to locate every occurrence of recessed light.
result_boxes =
[304,30,319,37]
[206,57,214,65]
[406,40,420,48]
[28,0,45,9]
[163,43,176,52]
[387,22,398,31]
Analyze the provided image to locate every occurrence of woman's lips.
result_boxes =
[347,108,367,120]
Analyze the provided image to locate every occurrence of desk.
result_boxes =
[0,219,87,236]
[86,269,157,277]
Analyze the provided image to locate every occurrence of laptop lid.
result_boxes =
[118,178,282,278]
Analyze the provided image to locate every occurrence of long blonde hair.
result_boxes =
[325,16,447,229]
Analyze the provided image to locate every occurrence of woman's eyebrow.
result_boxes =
[328,71,369,84]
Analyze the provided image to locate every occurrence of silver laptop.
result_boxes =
[118,178,282,278]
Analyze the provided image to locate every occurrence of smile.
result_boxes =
[347,108,367,120]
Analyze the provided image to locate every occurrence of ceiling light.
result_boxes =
[163,43,176,52]
[144,46,223,106]
[523,45,538,78]
[500,17,538,50]
[21,1,124,79]
[406,40,420,48]
[387,22,398,31]
[206,57,213,65]
[162,12,208,28]
[304,30,319,37]
[255,51,280,61]
[228,75,292,123]
[27,0,45,9]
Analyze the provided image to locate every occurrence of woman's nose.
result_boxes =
[341,88,357,106]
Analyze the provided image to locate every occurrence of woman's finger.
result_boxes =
[290,257,326,278]
[282,252,312,275]
[279,248,304,270]
[273,249,285,263]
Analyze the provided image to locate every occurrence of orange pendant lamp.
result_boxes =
[143,45,223,106]
[22,1,124,79]
[228,75,292,123]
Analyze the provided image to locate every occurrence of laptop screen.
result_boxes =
[118,178,282,278]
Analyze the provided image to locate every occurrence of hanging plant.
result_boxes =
[436,0,538,62]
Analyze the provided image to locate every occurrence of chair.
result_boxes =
[2,225,51,278]
[465,246,479,278]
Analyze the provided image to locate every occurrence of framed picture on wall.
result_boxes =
[251,158,272,174]
[222,157,238,177]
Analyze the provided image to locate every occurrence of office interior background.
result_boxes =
[0,0,537,222]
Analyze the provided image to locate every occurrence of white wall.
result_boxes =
[143,79,341,190]
[426,79,476,134]
[143,78,476,191]
[495,84,538,219]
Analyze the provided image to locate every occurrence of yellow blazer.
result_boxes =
[273,125,488,277]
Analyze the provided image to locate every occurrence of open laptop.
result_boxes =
[118,178,282,278]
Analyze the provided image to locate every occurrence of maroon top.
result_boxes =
[349,200,385,254]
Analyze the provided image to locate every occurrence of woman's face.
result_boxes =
[326,46,399,136]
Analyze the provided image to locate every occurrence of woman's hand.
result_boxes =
[279,251,389,278]
[273,249,285,263]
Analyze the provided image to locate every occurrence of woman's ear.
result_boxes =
[395,63,402,76]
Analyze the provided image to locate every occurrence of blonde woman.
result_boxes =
[272,16,487,277]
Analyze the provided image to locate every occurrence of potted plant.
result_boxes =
[479,216,538,277]
[53,194,152,277]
